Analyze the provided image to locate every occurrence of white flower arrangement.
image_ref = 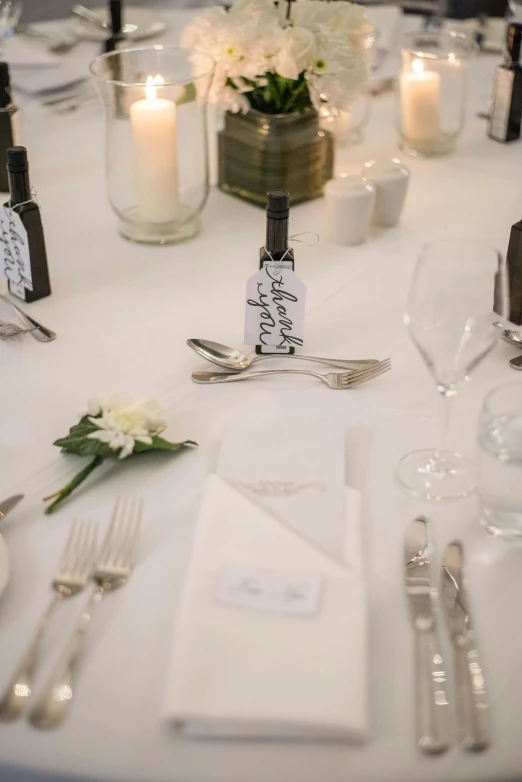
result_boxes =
[44,396,197,514]
[182,0,373,115]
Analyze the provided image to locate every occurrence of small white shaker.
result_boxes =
[362,158,410,227]
[324,175,375,246]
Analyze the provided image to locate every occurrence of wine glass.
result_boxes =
[0,0,22,55]
[396,238,508,501]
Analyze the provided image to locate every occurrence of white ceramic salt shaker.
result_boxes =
[324,176,375,246]
[362,158,410,228]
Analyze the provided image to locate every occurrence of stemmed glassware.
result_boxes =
[396,239,508,500]
[0,1,22,55]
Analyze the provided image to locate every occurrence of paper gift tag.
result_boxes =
[0,207,32,293]
[245,261,306,348]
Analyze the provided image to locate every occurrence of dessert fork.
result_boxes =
[29,498,142,730]
[0,519,97,721]
[192,359,391,389]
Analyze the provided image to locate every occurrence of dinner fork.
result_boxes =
[29,498,142,730]
[192,359,391,389]
[0,519,97,721]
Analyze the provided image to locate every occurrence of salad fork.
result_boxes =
[29,498,142,730]
[192,359,391,389]
[0,519,97,721]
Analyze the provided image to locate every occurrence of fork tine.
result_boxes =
[343,363,389,386]
[343,359,391,384]
[346,363,390,387]
[77,522,97,578]
[70,519,89,574]
[98,498,121,565]
[57,520,80,574]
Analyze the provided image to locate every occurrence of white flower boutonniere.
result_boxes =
[44,396,197,514]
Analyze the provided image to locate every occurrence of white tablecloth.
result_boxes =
[0,9,521,782]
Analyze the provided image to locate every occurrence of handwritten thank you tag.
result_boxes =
[245,262,306,348]
[0,207,32,293]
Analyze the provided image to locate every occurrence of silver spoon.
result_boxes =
[72,4,138,35]
[502,328,522,347]
[0,295,56,342]
[510,354,522,370]
[187,338,380,372]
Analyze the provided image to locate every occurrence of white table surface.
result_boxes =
[1,8,522,782]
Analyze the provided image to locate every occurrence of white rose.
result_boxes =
[273,26,315,81]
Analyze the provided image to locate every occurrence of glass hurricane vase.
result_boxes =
[90,46,214,245]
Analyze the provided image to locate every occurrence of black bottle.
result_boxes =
[488,22,522,143]
[104,0,125,53]
[4,146,51,303]
[256,190,295,355]
[0,63,20,193]
[502,216,522,326]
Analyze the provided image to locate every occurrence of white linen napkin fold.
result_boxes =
[163,475,367,740]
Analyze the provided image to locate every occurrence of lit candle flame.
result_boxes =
[412,58,424,75]
[145,73,165,101]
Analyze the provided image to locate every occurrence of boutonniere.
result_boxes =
[44,396,197,514]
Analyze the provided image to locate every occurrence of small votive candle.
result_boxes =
[325,176,375,246]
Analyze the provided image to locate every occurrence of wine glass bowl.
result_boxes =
[0,0,22,45]
[396,239,507,500]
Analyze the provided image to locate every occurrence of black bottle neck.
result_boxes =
[8,167,31,205]
[266,214,289,256]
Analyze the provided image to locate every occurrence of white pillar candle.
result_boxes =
[130,75,179,224]
[400,59,440,143]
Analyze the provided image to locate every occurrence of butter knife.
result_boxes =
[441,541,490,752]
[0,495,24,523]
[404,517,451,754]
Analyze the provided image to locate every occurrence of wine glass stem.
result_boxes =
[436,392,452,458]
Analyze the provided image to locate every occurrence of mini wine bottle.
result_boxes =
[256,190,295,355]
[488,22,522,143]
[4,146,51,303]
[503,215,522,326]
[0,63,20,193]
[104,0,125,53]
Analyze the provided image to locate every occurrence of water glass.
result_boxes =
[477,382,522,538]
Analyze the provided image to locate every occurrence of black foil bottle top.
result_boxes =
[110,0,122,35]
[7,146,31,204]
[0,62,12,109]
[506,21,522,65]
[265,190,290,256]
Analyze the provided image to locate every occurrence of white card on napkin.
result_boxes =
[218,416,347,564]
[164,476,367,740]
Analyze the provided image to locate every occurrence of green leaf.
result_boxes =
[133,438,198,454]
[53,415,114,458]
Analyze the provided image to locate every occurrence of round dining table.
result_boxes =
[0,7,521,782]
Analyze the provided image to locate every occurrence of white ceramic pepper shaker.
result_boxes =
[362,158,410,227]
[324,176,375,246]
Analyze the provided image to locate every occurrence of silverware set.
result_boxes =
[188,338,391,389]
[0,295,56,342]
[0,498,142,729]
[404,517,489,755]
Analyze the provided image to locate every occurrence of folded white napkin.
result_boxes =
[10,63,88,97]
[164,474,367,740]
[5,36,60,69]
[218,415,347,564]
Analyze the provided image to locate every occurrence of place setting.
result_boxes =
[0,0,522,781]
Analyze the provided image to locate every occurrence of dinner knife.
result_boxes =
[0,495,24,523]
[404,517,451,754]
[441,541,490,752]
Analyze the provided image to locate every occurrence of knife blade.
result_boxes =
[404,517,451,754]
[441,541,490,752]
[0,495,24,522]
